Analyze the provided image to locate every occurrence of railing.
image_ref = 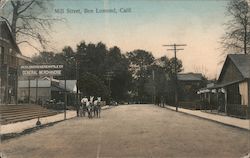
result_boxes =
[198,100,218,110]
[227,104,250,119]
[179,101,199,110]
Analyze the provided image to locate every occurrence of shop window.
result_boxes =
[0,46,4,64]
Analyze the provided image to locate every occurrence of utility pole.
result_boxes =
[105,71,114,104]
[152,70,156,104]
[163,44,186,112]
[76,58,79,110]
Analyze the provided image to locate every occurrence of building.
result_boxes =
[177,73,205,109]
[0,20,31,104]
[198,54,250,118]
[18,78,77,106]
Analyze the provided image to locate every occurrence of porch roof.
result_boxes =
[198,79,245,94]
[208,79,244,89]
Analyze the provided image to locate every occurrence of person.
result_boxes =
[81,97,88,117]
[76,101,80,117]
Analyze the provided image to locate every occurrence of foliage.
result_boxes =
[32,42,133,102]
[222,0,250,54]
[32,41,186,104]
[78,72,110,100]
[1,0,62,51]
[126,50,183,103]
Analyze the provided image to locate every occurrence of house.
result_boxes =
[177,73,205,109]
[0,20,32,104]
[198,54,250,118]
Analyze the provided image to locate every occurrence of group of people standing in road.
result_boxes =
[79,96,102,118]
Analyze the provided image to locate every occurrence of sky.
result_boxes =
[7,0,229,79]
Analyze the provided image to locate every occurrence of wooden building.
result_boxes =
[198,54,250,118]
[18,78,77,105]
[0,20,31,104]
[177,73,205,109]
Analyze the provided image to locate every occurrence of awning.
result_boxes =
[208,79,244,89]
[197,79,245,94]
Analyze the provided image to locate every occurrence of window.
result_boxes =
[0,46,4,64]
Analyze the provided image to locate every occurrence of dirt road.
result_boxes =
[0,104,249,158]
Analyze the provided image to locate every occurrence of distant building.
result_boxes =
[177,73,205,109]
[0,20,32,104]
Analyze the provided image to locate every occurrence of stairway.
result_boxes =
[0,104,59,125]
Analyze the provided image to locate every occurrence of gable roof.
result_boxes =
[177,73,203,81]
[218,54,250,82]
[0,20,21,54]
[228,54,250,79]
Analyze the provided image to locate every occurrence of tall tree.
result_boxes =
[76,42,132,102]
[105,46,132,101]
[127,50,155,103]
[222,0,250,54]
[78,72,110,100]
[1,0,61,51]
[150,56,183,104]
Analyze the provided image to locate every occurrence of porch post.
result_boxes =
[224,88,227,115]
[28,77,31,104]
[209,92,212,112]
[216,91,219,113]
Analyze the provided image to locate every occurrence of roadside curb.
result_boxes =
[0,117,76,142]
[164,106,250,131]
[1,106,114,141]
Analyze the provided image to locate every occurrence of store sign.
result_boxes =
[20,64,64,76]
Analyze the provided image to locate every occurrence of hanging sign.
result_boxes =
[20,64,64,76]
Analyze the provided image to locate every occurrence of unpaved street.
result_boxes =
[0,104,249,158]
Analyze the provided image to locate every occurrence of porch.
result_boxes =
[198,80,250,119]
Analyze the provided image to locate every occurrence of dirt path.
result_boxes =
[0,104,249,158]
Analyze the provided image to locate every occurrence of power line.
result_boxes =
[163,43,187,112]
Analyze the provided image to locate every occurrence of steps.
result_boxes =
[0,104,59,125]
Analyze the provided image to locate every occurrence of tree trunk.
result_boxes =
[244,24,247,54]
[11,3,19,41]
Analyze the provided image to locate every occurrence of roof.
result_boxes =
[227,54,250,79]
[177,73,203,81]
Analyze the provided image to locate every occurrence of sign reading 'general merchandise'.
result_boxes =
[20,64,64,77]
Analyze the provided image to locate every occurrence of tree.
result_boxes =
[76,41,107,76]
[31,51,55,64]
[222,0,250,54]
[76,42,132,102]
[105,46,132,101]
[127,50,155,103]
[1,0,61,51]
[31,46,77,80]
[127,49,155,79]
[78,72,110,101]
[150,56,183,104]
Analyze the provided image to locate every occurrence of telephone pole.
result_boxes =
[163,44,186,112]
[105,71,114,104]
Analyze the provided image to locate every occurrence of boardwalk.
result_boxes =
[0,104,249,158]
